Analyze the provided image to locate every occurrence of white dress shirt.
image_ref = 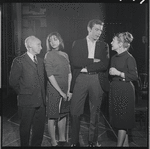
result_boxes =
[81,36,96,72]
[27,51,37,63]
[87,36,96,59]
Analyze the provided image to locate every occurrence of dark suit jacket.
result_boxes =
[9,52,46,107]
[70,38,110,93]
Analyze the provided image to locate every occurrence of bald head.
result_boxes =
[25,36,42,55]
[25,36,40,50]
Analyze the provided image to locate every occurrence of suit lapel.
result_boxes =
[95,40,101,58]
[36,57,44,88]
[83,39,101,58]
[25,53,37,69]
[25,53,43,81]
[36,57,42,74]
[83,38,88,58]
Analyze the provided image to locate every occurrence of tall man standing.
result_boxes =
[9,36,46,146]
[70,19,110,147]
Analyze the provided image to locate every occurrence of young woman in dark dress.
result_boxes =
[109,32,138,146]
[44,32,72,146]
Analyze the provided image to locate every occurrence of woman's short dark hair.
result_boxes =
[87,19,104,29]
[46,32,64,52]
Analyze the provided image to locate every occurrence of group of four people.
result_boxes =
[9,19,138,147]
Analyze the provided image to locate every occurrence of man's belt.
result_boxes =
[112,77,126,82]
[80,71,98,75]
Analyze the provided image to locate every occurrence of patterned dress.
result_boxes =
[44,49,71,118]
[109,51,138,129]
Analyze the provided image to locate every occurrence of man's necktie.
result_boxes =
[34,55,38,65]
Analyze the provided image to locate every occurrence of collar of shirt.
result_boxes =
[86,36,97,44]
[86,36,96,59]
[27,51,35,62]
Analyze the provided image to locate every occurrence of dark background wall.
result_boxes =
[2,2,148,96]
[20,3,106,57]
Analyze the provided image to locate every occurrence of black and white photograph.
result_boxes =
[1,1,149,147]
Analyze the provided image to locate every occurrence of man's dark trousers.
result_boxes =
[70,73,103,144]
[18,105,45,146]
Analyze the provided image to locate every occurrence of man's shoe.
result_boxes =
[70,142,80,147]
[96,141,101,147]
[51,145,59,147]
[58,141,67,146]
[88,141,102,147]
[88,141,96,147]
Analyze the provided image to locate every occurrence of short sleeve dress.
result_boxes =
[109,51,138,129]
[44,49,71,118]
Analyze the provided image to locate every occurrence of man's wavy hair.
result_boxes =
[87,19,104,29]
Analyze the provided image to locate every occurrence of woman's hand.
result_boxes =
[60,91,67,101]
[93,58,100,63]
[67,92,72,101]
[109,67,121,76]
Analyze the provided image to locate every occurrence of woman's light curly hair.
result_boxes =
[116,32,133,49]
